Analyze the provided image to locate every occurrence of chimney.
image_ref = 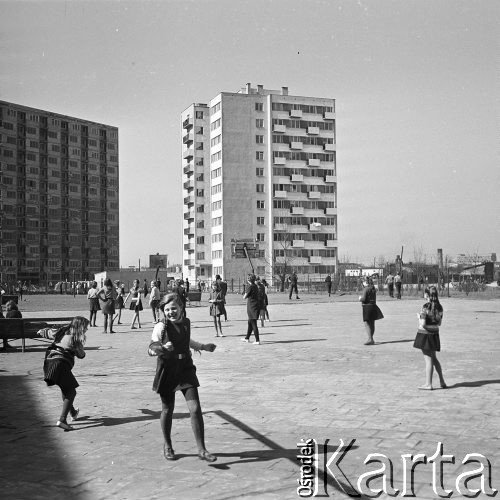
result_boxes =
[246,83,251,94]
[281,86,288,96]
[257,84,263,93]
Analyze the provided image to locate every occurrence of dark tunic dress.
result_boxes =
[413,303,442,351]
[151,319,200,395]
[360,285,384,322]
[209,290,226,317]
[245,283,261,320]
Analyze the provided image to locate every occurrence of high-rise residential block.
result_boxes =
[181,84,337,283]
[0,101,119,285]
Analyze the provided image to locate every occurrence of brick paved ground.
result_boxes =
[1,293,499,499]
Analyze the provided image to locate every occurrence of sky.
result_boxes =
[1,0,499,268]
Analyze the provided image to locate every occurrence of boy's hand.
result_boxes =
[203,343,216,352]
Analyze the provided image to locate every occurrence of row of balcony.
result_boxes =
[273,125,329,135]
[274,191,335,201]
[292,240,337,248]
[287,206,336,215]
[285,110,335,120]
[274,223,335,232]
[288,174,336,182]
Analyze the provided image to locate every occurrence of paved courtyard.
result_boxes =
[1,293,499,499]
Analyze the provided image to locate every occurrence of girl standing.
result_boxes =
[241,274,261,345]
[98,278,118,334]
[87,281,100,327]
[114,282,126,325]
[149,280,161,323]
[413,286,447,390]
[148,293,217,462]
[359,276,384,345]
[43,316,89,431]
[125,279,143,329]
[209,282,225,337]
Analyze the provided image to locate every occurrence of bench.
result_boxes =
[186,291,202,305]
[0,317,75,353]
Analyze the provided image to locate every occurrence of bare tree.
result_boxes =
[265,234,293,292]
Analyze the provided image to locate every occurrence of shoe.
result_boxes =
[163,444,176,461]
[418,385,433,391]
[241,338,249,343]
[70,407,80,421]
[131,326,137,329]
[56,420,74,431]
[440,383,448,389]
[117,322,122,325]
[219,333,224,337]
[364,340,374,345]
[253,341,261,345]
[296,297,300,299]
[199,450,217,463]
[215,334,220,337]
[102,331,107,334]
[109,331,116,334]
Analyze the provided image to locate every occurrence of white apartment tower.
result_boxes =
[181,84,337,284]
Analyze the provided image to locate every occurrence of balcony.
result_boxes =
[308,158,321,167]
[307,126,320,135]
[323,143,335,152]
[273,156,286,165]
[184,259,195,267]
[324,175,336,183]
[273,124,286,133]
[309,256,322,264]
[184,194,195,206]
[292,240,305,248]
[183,148,194,159]
[291,206,304,215]
[308,191,321,199]
[183,117,193,130]
[289,109,303,118]
[274,190,287,199]
[290,174,303,182]
[323,111,335,120]
[184,242,195,252]
[309,223,321,231]
[324,207,337,215]
[324,240,336,247]
[183,132,194,145]
[274,223,288,231]
[183,210,195,221]
[290,141,303,150]
[183,179,194,190]
[184,226,194,236]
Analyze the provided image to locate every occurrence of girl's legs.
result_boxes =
[260,310,265,327]
[265,307,270,321]
[58,387,76,426]
[250,319,260,343]
[152,305,157,323]
[213,316,219,336]
[137,312,141,328]
[131,312,139,328]
[217,316,223,336]
[364,320,375,344]
[109,313,115,333]
[160,392,176,457]
[182,387,216,461]
[431,351,446,387]
[117,307,122,324]
[420,349,434,389]
[103,314,108,333]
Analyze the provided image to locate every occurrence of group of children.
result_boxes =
[24,274,445,466]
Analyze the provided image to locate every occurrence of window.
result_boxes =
[256,151,264,160]
[196,236,205,244]
[210,118,221,131]
[196,220,205,228]
[210,135,221,147]
[210,102,221,115]
[257,200,265,209]
[255,102,263,111]
[212,233,223,243]
[211,151,221,163]
[196,205,205,213]
[256,233,265,241]
[212,200,222,211]
[195,110,204,119]
[212,250,223,259]
[256,119,264,128]
[212,216,222,226]
[211,167,222,179]
[256,167,264,176]
[256,184,264,193]
[197,252,205,260]
[196,189,204,197]
[257,217,265,225]
[211,183,222,195]
[256,135,264,144]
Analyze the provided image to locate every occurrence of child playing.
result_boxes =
[87,282,99,327]
[413,286,447,390]
[148,294,217,462]
[43,316,89,430]
[209,282,225,337]
[114,282,126,324]
[98,278,118,334]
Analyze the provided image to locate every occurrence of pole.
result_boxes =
[73,269,76,298]
[243,244,254,273]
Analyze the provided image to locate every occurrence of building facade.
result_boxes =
[181,84,337,283]
[0,101,119,286]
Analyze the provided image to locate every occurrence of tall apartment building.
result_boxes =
[181,84,337,283]
[0,101,119,286]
